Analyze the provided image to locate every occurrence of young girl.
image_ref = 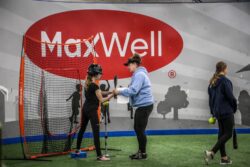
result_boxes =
[114,53,154,160]
[76,64,113,161]
[205,61,237,165]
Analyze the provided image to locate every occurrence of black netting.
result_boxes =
[19,35,95,159]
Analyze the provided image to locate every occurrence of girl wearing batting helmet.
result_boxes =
[76,64,113,161]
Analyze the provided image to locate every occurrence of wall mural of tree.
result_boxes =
[238,90,250,126]
[157,85,189,120]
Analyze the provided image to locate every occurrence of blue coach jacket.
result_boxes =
[120,67,154,107]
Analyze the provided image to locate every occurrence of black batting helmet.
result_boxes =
[87,64,103,76]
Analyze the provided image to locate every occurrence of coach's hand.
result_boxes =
[113,89,119,95]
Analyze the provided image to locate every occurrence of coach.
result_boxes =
[114,53,154,160]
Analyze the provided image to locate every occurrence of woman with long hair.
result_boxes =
[204,61,237,165]
[76,64,113,161]
[114,53,154,160]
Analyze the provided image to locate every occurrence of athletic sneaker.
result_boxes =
[97,155,110,161]
[129,151,140,159]
[204,150,214,165]
[220,157,232,165]
[130,152,147,160]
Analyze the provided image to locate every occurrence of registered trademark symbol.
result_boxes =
[168,70,176,78]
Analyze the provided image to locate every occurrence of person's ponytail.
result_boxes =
[209,61,227,86]
[209,72,221,86]
[132,53,142,66]
[85,74,92,90]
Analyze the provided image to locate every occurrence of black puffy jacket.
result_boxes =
[208,75,237,119]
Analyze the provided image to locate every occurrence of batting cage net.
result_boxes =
[17,35,96,159]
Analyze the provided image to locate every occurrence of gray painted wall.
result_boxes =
[0,0,250,138]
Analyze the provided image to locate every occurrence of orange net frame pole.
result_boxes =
[19,34,96,159]
[18,35,30,159]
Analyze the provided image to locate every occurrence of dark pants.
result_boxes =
[76,107,102,157]
[212,114,234,157]
[134,104,153,153]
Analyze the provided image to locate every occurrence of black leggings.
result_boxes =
[134,104,153,153]
[212,115,234,157]
[76,108,102,157]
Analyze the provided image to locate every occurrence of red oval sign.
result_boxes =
[25,10,183,80]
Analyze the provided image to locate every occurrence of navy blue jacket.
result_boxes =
[208,75,237,119]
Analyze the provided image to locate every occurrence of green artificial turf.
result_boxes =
[2,134,250,167]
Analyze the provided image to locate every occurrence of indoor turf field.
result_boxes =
[3,134,250,167]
